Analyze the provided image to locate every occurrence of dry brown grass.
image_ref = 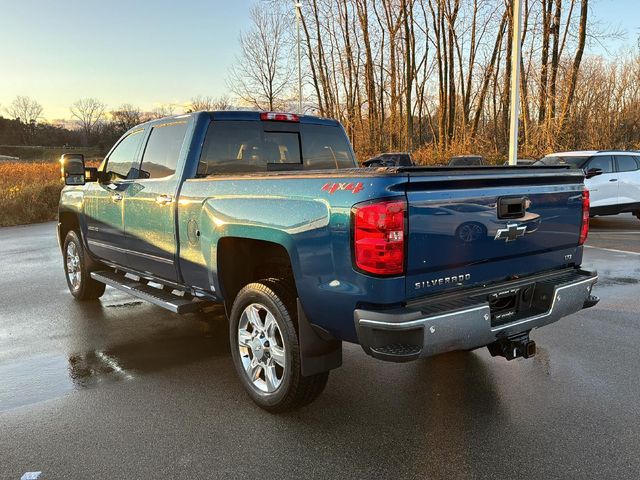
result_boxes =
[0,162,64,227]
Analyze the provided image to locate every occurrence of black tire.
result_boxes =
[63,230,106,300]
[634,211,640,221]
[229,279,329,412]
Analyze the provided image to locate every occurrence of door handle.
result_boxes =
[111,193,123,202]
[155,194,173,205]
[609,178,618,182]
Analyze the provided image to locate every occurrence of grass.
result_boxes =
[0,162,64,227]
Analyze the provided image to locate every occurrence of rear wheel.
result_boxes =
[229,279,328,412]
[63,230,106,300]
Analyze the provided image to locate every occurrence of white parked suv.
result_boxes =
[536,151,640,220]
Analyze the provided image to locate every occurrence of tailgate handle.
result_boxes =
[498,197,527,219]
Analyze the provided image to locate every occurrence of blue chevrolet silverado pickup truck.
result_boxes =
[58,111,599,411]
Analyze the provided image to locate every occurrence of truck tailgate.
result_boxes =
[404,168,586,299]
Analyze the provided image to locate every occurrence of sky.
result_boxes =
[0,0,255,120]
[0,0,638,122]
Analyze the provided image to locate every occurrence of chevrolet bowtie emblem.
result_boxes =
[495,224,527,242]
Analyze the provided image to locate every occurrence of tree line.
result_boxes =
[0,95,232,153]
[2,0,639,163]
[230,0,640,162]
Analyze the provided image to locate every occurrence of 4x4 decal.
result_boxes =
[321,182,364,194]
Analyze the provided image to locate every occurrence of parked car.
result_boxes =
[413,203,540,243]
[503,159,536,166]
[536,151,640,220]
[363,152,413,167]
[448,155,486,166]
[58,111,598,411]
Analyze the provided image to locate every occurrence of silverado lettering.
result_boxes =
[414,274,472,289]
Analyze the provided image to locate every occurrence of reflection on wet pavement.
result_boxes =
[104,301,144,309]
[68,351,133,387]
[0,314,230,413]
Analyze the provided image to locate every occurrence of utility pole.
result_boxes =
[295,2,303,114]
[508,0,523,165]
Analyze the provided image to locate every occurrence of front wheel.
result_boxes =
[229,280,328,412]
[63,230,106,300]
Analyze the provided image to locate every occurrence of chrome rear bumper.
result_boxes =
[354,268,598,362]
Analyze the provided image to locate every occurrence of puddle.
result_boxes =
[0,319,229,413]
[0,355,73,412]
[0,351,133,413]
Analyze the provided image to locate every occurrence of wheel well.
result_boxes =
[217,237,295,306]
[59,211,80,249]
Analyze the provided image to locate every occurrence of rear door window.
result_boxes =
[139,120,189,179]
[587,156,613,173]
[615,155,639,172]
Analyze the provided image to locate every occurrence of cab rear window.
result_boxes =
[196,121,355,176]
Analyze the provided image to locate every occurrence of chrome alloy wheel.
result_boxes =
[66,241,82,290]
[237,303,286,393]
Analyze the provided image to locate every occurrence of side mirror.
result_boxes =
[60,154,86,185]
[585,167,603,179]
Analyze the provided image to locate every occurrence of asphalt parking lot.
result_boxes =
[1,214,639,479]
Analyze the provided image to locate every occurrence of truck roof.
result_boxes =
[136,111,340,130]
[208,110,340,126]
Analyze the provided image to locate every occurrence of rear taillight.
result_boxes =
[579,188,590,245]
[352,198,406,276]
[260,112,299,122]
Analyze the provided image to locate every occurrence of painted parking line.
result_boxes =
[584,245,640,255]
[21,472,42,480]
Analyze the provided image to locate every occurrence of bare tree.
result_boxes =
[188,95,216,111]
[227,4,292,110]
[187,95,234,112]
[6,96,43,124]
[70,98,106,143]
[557,0,588,134]
[150,104,177,119]
[212,95,234,110]
[111,104,144,132]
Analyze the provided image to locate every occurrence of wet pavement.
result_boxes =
[0,215,639,479]
[587,212,640,253]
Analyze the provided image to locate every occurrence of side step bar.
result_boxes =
[91,270,215,314]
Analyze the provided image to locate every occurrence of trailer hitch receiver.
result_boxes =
[487,332,536,360]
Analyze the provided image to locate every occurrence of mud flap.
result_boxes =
[297,300,342,376]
